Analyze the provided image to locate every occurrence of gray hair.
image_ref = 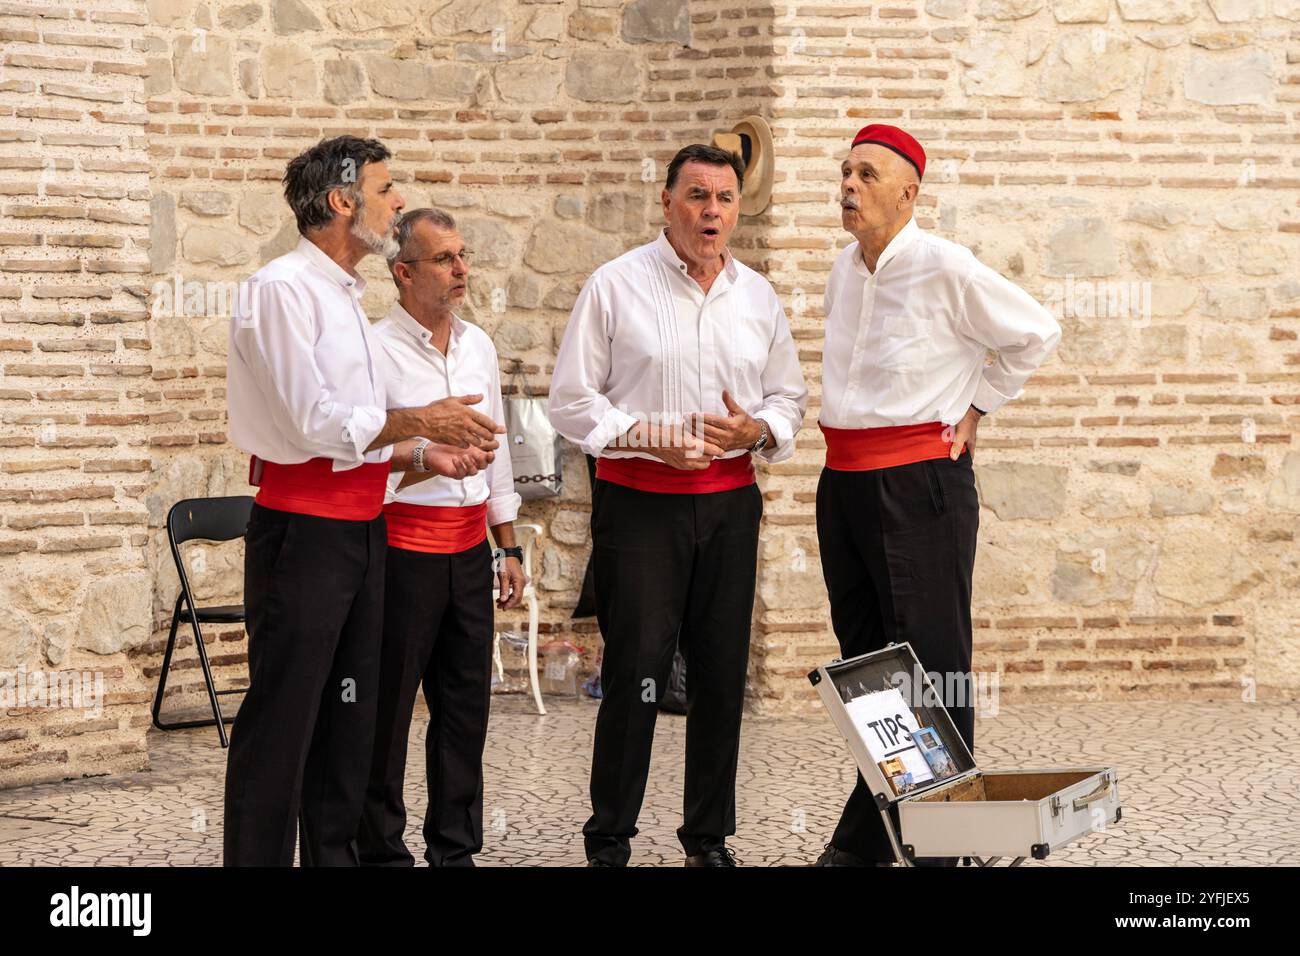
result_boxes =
[387,207,458,275]
[282,135,392,235]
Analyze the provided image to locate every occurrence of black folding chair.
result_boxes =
[151,495,254,748]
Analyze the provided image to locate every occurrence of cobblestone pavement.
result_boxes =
[1,697,1297,866]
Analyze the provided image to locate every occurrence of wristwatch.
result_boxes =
[748,419,770,454]
[493,546,523,565]
[412,437,432,473]
[972,405,987,418]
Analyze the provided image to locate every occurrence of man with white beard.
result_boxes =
[224,136,505,866]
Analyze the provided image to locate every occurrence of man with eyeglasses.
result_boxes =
[357,208,527,867]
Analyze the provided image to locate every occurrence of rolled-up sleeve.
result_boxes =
[753,294,809,464]
[548,273,638,456]
[957,261,1062,416]
[235,278,386,469]
[485,351,521,526]
[343,405,391,470]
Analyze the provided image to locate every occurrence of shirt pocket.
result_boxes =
[875,313,934,374]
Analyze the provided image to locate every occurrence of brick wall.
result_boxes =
[1,0,156,786]
[2,0,1298,787]
[134,0,720,753]
[748,0,1300,712]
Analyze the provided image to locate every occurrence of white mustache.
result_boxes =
[839,195,860,210]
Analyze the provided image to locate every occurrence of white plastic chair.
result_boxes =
[492,522,545,715]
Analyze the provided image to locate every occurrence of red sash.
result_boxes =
[250,455,389,521]
[596,454,755,495]
[383,501,489,554]
[820,422,952,472]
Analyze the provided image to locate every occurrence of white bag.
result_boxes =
[505,363,563,500]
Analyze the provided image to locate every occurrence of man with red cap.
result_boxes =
[813,125,1061,866]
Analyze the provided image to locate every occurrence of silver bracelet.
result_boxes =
[412,438,432,473]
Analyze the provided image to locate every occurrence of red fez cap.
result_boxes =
[850,124,925,180]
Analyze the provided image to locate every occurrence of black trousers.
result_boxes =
[584,479,762,865]
[815,452,979,863]
[572,454,598,619]
[223,503,386,867]
[357,540,495,867]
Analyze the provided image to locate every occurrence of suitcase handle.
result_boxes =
[1051,776,1112,818]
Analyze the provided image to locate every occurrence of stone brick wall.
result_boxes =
[1,0,731,787]
[748,0,1300,712]
[135,0,721,749]
[1,0,157,786]
[2,0,1297,788]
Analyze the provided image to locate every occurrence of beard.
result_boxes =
[350,198,400,260]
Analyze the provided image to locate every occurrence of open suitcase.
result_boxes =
[810,642,1121,866]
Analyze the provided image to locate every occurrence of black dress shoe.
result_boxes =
[812,843,895,867]
[684,846,738,867]
[587,859,618,867]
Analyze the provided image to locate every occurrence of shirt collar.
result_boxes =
[852,216,920,277]
[388,301,465,355]
[295,236,367,296]
[655,227,739,284]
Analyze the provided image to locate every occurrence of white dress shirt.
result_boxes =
[374,304,521,527]
[549,228,808,463]
[820,217,1061,429]
[227,237,391,471]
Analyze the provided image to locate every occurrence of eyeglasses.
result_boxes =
[399,250,473,269]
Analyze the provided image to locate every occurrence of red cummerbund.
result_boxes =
[251,455,389,521]
[596,453,755,495]
[820,421,952,472]
[383,501,489,554]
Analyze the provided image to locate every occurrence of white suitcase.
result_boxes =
[810,642,1121,866]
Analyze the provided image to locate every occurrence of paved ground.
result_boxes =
[0,697,1296,866]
